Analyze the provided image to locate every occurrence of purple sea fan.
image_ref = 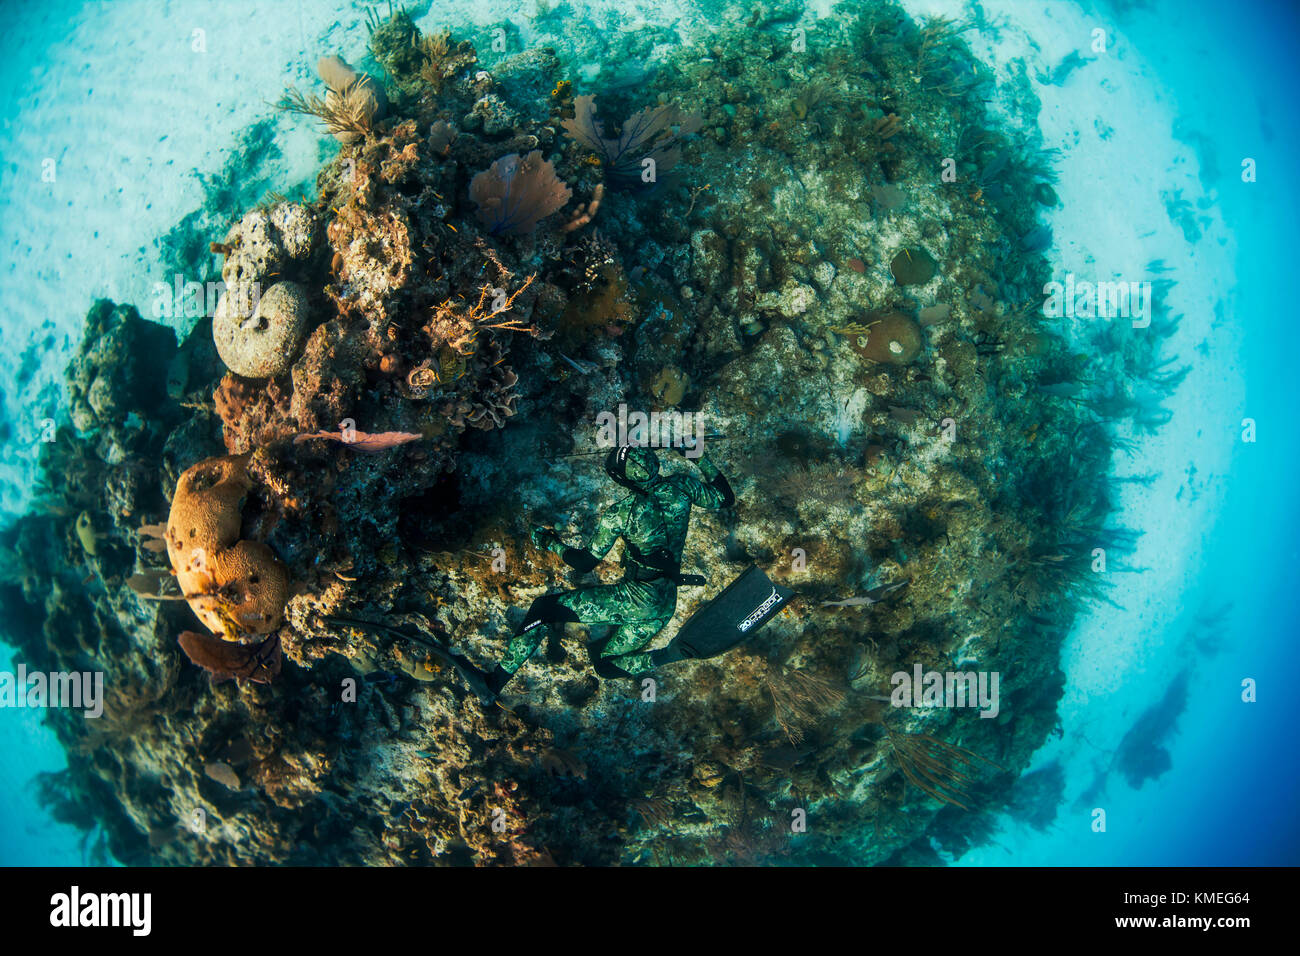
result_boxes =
[562,94,703,186]
[178,631,281,684]
[470,150,572,236]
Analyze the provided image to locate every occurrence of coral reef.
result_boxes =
[1,1,1177,869]
[212,280,310,378]
[469,151,572,236]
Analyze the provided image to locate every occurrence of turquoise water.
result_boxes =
[1,0,1297,865]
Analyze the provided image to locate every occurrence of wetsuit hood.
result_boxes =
[605,445,659,492]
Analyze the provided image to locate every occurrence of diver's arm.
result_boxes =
[533,506,623,572]
[678,449,736,509]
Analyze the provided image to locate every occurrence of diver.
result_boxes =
[473,441,736,700]
[331,440,794,705]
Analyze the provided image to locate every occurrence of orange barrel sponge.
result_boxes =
[166,455,289,639]
[192,541,291,638]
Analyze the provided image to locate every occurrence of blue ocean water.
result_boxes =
[0,0,1296,866]
[1089,0,1300,865]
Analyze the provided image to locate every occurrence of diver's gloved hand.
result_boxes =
[676,438,734,506]
[530,526,562,553]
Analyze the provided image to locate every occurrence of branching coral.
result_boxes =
[766,667,846,745]
[883,725,1003,811]
[278,76,382,140]
[413,29,477,94]
[423,272,537,358]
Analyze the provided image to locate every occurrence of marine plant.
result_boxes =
[413,28,476,95]
[883,724,1003,811]
[278,75,381,139]
[469,152,572,236]
[562,94,702,186]
[766,666,846,745]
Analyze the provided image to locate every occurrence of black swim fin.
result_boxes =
[652,565,794,666]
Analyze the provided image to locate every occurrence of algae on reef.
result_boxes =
[1,1,1147,867]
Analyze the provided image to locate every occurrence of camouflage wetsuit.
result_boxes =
[485,445,734,694]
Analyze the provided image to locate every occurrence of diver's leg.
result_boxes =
[582,580,677,678]
[494,581,673,688]
[563,580,665,626]
[594,618,672,678]
[486,592,580,695]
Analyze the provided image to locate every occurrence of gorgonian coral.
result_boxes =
[562,94,702,186]
[469,151,572,236]
[278,56,388,143]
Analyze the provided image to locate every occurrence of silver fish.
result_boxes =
[821,580,909,608]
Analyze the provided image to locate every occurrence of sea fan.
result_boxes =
[562,95,702,186]
[469,151,572,236]
[277,76,380,138]
[883,725,1003,810]
[178,631,282,684]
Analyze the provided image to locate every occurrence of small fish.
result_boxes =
[148,824,179,849]
[293,429,422,453]
[127,569,182,600]
[1020,224,1053,252]
[74,511,101,556]
[821,580,909,608]
[204,762,242,790]
[165,351,190,399]
[557,351,597,375]
[979,147,1012,184]
[540,747,588,780]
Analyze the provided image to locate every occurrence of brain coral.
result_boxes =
[213,280,310,379]
[166,455,251,566]
[199,541,291,637]
[889,247,938,286]
[847,311,924,365]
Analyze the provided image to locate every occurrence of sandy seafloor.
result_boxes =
[1,0,1296,865]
